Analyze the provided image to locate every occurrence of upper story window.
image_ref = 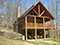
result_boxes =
[29,17,33,19]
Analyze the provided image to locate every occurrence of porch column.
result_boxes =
[34,16,37,39]
[55,28,57,39]
[43,17,46,39]
[50,18,53,38]
[25,17,27,40]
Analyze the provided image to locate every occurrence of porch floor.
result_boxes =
[27,38,53,41]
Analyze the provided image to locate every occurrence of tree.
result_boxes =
[55,0,60,39]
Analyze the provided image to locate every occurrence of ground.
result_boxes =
[0,36,60,45]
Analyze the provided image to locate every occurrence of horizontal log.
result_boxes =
[27,15,50,18]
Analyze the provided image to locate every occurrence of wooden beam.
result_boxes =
[38,4,40,15]
[33,9,39,16]
[35,28,37,39]
[40,11,45,16]
[50,18,53,38]
[28,15,36,17]
[43,17,46,39]
[55,28,57,39]
[25,27,27,40]
[41,16,50,18]
[27,15,50,18]
[34,16,37,39]
[25,17,27,40]
[26,27,55,29]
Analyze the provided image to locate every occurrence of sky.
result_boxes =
[20,0,48,14]
[0,0,60,16]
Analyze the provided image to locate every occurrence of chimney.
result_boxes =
[17,5,21,18]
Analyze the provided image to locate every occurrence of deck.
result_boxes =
[20,23,55,30]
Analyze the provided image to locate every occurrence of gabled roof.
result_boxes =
[18,1,54,20]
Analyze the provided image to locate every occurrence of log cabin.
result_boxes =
[13,2,57,40]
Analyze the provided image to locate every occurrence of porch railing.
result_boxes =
[20,23,55,29]
[27,23,55,27]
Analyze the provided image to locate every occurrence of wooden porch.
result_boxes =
[20,15,56,30]
[20,16,57,40]
[21,23,55,30]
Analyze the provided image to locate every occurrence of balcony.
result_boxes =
[27,23,55,27]
[20,23,55,29]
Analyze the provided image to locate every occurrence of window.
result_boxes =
[29,17,33,19]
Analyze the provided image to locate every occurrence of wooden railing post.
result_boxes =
[34,16,37,39]
[50,18,53,38]
[43,17,46,39]
[25,17,27,40]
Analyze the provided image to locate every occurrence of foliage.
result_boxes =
[8,25,13,29]
[59,37,60,39]
[3,24,7,27]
